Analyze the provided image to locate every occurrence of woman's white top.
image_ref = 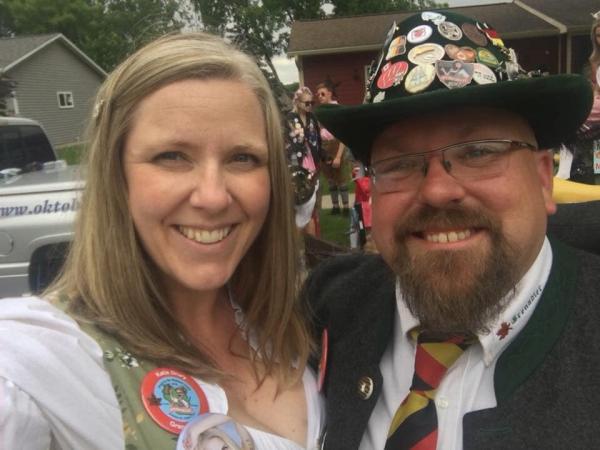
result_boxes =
[0,297,324,450]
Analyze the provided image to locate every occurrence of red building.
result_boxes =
[288,0,597,105]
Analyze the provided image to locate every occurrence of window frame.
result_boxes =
[57,91,74,109]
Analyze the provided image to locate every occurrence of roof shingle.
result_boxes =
[288,2,590,56]
[0,33,60,70]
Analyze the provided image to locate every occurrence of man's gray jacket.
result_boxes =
[306,239,600,449]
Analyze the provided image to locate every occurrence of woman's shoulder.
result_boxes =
[0,295,107,387]
[0,296,123,449]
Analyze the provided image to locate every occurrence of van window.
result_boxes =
[0,125,55,171]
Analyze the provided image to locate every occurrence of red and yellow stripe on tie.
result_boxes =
[385,330,471,450]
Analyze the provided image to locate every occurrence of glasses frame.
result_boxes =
[370,139,538,193]
[302,100,314,107]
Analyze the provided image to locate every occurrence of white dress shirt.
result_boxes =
[360,238,553,450]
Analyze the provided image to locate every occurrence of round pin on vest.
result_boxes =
[141,367,210,434]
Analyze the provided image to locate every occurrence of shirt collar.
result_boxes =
[395,237,553,365]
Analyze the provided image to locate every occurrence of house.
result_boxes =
[288,0,598,105]
[0,33,106,147]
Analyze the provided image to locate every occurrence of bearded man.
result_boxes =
[307,10,600,450]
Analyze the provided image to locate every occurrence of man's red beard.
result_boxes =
[392,205,519,335]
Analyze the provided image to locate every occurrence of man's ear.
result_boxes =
[537,149,557,216]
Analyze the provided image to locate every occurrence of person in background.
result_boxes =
[309,10,598,450]
[586,16,600,122]
[316,81,351,215]
[567,15,600,182]
[285,86,322,235]
[0,32,323,450]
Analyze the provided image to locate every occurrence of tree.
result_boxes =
[192,0,445,105]
[329,0,444,16]
[1,0,185,70]
[194,0,322,105]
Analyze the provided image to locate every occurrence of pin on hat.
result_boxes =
[408,43,445,65]
[377,61,409,90]
[315,10,593,165]
[445,44,476,62]
[386,35,407,60]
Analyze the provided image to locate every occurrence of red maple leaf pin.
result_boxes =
[496,322,513,340]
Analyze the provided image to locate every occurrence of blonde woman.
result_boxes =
[285,87,322,236]
[0,32,322,449]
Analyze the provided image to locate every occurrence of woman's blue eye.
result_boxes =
[232,153,262,165]
[155,151,184,161]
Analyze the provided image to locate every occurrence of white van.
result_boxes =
[0,117,79,297]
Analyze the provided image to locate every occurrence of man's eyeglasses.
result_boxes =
[370,139,537,193]
[303,101,314,107]
[317,92,328,97]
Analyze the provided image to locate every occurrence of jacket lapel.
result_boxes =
[463,239,578,445]
[323,256,397,449]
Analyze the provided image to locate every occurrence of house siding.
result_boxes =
[505,36,561,74]
[7,40,104,147]
[303,51,376,105]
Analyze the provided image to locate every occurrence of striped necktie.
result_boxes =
[385,329,472,450]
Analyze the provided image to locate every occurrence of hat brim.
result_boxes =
[315,74,593,164]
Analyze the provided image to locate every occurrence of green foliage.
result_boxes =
[330,0,446,16]
[1,0,185,70]
[284,82,299,94]
[192,0,445,101]
[56,143,84,165]
[193,0,325,104]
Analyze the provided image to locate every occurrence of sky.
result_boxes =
[273,0,508,84]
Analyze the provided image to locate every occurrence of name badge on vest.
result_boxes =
[141,367,210,434]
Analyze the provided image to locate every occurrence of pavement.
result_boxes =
[320,193,355,209]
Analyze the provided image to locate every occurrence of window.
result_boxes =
[0,125,55,171]
[57,91,74,109]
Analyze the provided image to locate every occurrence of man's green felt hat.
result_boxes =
[315,10,593,164]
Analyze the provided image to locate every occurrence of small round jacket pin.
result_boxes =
[357,376,374,400]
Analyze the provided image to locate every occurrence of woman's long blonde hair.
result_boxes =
[50,32,310,384]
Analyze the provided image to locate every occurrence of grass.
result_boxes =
[56,143,85,165]
[318,158,356,196]
[318,206,353,248]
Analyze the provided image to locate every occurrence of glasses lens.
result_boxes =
[372,154,423,193]
[304,101,313,106]
[445,140,514,180]
[371,140,526,193]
